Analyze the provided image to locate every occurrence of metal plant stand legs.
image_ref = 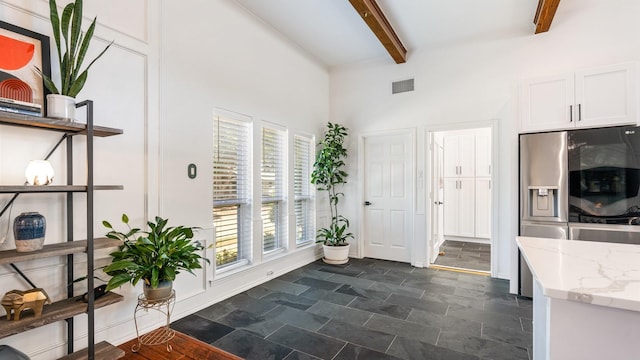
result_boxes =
[132,290,175,353]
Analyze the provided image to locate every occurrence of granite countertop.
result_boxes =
[517,236,640,312]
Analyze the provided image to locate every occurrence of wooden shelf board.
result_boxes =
[0,114,122,137]
[0,292,123,339]
[0,185,123,193]
[58,341,125,360]
[0,238,122,265]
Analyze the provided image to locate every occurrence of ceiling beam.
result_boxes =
[349,0,407,64]
[534,0,561,34]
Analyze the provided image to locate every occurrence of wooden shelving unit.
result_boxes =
[0,292,123,339]
[0,103,124,359]
[0,185,123,193]
[0,238,122,265]
[0,112,121,137]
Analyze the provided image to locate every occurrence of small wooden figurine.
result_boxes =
[1,288,52,321]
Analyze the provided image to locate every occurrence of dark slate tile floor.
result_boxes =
[171,258,532,360]
[434,240,491,271]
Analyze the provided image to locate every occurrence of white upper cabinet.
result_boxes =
[443,134,475,177]
[520,62,638,133]
[575,63,637,128]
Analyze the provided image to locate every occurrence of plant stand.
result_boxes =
[132,290,175,353]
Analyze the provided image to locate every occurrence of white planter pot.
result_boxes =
[46,94,75,121]
[322,243,350,265]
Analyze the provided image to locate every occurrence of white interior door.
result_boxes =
[363,131,413,263]
[430,139,445,263]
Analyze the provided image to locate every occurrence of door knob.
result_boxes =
[434,201,443,205]
[364,201,372,206]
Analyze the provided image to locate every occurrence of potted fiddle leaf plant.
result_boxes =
[41,0,112,120]
[102,214,208,300]
[311,122,354,264]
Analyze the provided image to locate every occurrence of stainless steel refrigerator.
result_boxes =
[520,126,640,297]
[519,131,568,297]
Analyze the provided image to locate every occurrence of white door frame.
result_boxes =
[425,120,499,277]
[356,128,417,264]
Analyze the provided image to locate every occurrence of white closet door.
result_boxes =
[475,178,491,239]
[458,178,475,237]
[457,135,475,177]
[475,133,491,177]
[443,136,459,177]
[443,178,459,236]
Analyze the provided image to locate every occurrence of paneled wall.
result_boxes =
[0,1,329,358]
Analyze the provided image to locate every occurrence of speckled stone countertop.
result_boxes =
[517,236,640,312]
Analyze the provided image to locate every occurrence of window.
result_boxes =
[213,112,251,269]
[261,125,286,253]
[294,134,314,245]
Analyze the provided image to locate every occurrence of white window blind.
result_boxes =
[294,135,314,245]
[261,125,286,253]
[214,114,251,268]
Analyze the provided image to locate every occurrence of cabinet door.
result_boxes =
[457,178,476,237]
[575,62,637,128]
[443,178,459,236]
[475,133,491,177]
[475,178,491,239]
[443,136,459,177]
[457,135,475,177]
[520,73,575,133]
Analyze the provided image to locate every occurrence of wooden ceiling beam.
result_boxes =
[349,0,407,64]
[534,0,561,34]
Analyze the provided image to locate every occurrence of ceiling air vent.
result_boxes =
[392,78,414,94]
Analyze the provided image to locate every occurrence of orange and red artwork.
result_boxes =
[0,34,35,70]
[0,21,50,114]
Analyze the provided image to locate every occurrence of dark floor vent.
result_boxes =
[392,78,414,94]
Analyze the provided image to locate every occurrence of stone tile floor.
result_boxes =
[434,240,491,272]
[171,258,532,360]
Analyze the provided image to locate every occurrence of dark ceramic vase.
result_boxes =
[13,212,46,252]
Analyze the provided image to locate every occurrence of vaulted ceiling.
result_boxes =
[233,0,545,68]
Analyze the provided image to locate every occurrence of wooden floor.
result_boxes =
[118,329,242,360]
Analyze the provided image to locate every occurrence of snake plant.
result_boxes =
[41,0,112,98]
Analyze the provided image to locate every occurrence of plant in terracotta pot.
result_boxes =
[102,214,208,300]
[40,0,112,120]
[311,122,353,264]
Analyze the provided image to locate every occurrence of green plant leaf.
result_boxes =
[67,70,87,98]
[105,273,131,292]
[48,0,62,73]
[69,0,82,69]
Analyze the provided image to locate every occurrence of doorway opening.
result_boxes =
[429,126,492,273]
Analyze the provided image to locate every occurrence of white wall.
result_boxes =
[330,0,640,290]
[0,0,329,358]
[159,0,329,337]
